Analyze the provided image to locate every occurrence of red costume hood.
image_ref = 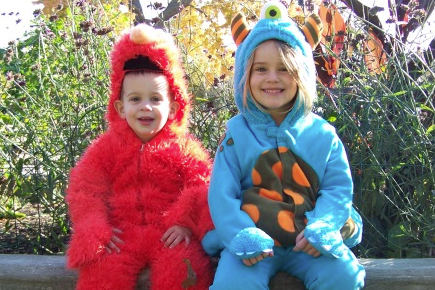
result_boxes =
[106,24,190,139]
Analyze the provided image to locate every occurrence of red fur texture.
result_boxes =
[66,24,214,290]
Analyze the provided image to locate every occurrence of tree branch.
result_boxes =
[152,0,194,28]
[129,0,146,25]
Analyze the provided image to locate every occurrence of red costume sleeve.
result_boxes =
[65,136,114,268]
[162,137,214,239]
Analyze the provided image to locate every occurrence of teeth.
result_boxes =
[264,89,281,93]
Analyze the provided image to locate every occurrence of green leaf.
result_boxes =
[327,112,337,123]
[420,104,435,113]
[392,90,407,96]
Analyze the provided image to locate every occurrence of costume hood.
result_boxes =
[231,1,323,123]
[107,24,190,137]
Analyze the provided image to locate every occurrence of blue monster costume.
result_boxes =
[202,2,366,289]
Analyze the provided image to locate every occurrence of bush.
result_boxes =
[315,31,435,257]
[0,0,127,253]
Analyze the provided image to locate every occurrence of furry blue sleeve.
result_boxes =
[304,134,354,258]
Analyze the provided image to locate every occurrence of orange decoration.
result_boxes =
[252,168,262,186]
[277,210,296,232]
[284,189,305,205]
[272,161,283,180]
[259,188,283,201]
[292,163,311,187]
[241,204,260,223]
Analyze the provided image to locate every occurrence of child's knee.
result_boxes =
[210,256,269,290]
[306,251,366,290]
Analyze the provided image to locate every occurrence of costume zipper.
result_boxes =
[137,143,146,224]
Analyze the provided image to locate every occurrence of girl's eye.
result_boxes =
[279,67,288,72]
[255,67,267,72]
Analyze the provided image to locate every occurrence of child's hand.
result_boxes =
[161,225,192,249]
[105,228,124,254]
[293,229,321,257]
[242,250,274,267]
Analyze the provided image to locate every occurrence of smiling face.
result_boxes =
[114,72,179,142]
[248,40,298,125]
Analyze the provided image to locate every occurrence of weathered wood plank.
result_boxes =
[360,258,435,290]
[0,254,434,290]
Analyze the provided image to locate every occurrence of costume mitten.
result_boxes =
[228,227,274,259]
[304,221,347,258]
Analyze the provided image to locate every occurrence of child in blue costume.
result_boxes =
[202,2,366,289]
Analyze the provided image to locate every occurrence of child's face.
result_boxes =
[114,72,179,142]
[249,40,298,123]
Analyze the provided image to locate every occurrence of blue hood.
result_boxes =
[233,14,317,125]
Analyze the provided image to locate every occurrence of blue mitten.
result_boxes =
[228,227,274,259]
[304,221,346,258]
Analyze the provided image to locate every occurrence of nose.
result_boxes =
[266,70,279,82]
[141,101,152,111]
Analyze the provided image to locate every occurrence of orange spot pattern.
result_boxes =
[278,210,295,232]
[259,188,283,201]
[252,168,262,186]
[283,189,305,205]
[278,147,288,153]
[241,204,260,223]
[292,163,311,187]
[272,161,283,181]
[242,147,319,247]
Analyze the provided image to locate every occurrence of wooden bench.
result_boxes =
[0,254,434,289]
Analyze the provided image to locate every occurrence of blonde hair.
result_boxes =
[241,40,316,116]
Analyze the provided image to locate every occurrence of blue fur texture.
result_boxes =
[304,221,346,258]
[228,227,274,259]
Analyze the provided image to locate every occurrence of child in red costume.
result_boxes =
[66,24,214,290]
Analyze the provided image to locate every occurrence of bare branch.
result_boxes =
[129,0,146,25]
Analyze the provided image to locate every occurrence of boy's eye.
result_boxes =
[151,96,162,102]
[130,96,140,102]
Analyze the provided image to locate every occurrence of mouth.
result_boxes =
[138,117,153,124]
[262,89,284,94]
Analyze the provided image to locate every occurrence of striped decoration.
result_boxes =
[231,11,323,50]
[301,13,323,49]
[231,12,251,46]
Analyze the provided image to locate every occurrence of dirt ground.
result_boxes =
[0,204,67,254]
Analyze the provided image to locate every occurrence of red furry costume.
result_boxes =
[66,24,214,289]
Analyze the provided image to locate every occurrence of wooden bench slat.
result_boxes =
[0,254,434,290]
